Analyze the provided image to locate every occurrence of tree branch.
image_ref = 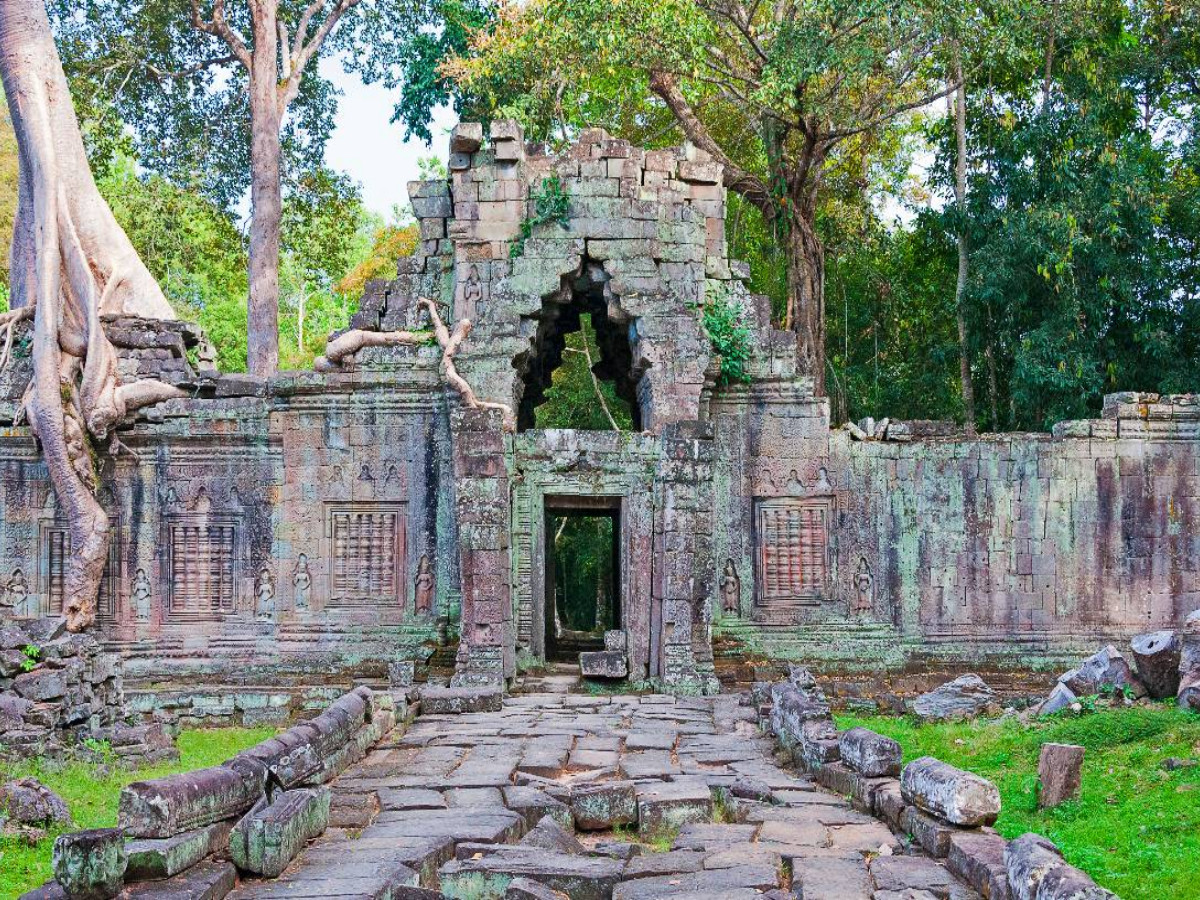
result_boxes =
[189,0,252,69]
[279,0,363,112]
[144,55,238,80]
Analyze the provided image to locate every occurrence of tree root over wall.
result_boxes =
[319,297,517,432]
[0,1,185,632]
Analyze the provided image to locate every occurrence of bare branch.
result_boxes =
[144,55,238,80]
[279,0,363,112]
[826,79,960,143]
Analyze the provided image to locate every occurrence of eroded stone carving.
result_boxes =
[7,569,30,618]
[414,554,434,615]
[293,555,312,611]
[132,568,152,621]
[255,565,276,622]
[721,560,740,615]
[853,557,873,615]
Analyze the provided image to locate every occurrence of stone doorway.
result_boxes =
[543,498,621,662]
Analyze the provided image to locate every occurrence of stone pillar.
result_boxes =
[1037,743,1084,808]
[449,406,514,686]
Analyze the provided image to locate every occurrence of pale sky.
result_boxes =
[320,57,455,219]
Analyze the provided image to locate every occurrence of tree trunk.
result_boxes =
[246,8,282,377]
[0,0,180,631]
[785,210,826,396]
[952,57,976,434]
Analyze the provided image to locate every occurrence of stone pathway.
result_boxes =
[230,692,981,899]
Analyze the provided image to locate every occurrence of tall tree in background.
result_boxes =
[51,0,424,376]
[0,0,184,631]
[449,0,1015,394]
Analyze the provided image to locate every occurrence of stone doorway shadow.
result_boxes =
[544,497,621,663]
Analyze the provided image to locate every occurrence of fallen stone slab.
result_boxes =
[1033,683,1078,718]
[569,780,637,830]
[1038,743,1084,809]
[947,830,1009,900]
[1179,614,1200,711]
[901,757,1000,827]
[229,787,331,877]
[1,777,71,826]
[624,849,706,878]
[620,749,680,779]
[1058,645,1146,698]
[504,877,568,900]
[869,854,958,897]
[419,685,503,714]
[1130,629,1181,699]
[636,779,714,833]
[579,651,627,679]
[119,757,267,838]
[912,674,998,722]
[1005,833,1069,900]
[611,863,780,899]
[125,821,232,880]
[53,828,126,900]
[672,822,759,850]
[328,789,381,828]
[792,856,872,900]
[503,785,572,829]
[518,814,585,855]
[439,848,625,900]
[120,860,236,900]
[838,727,901,777]
[368,808,524,846]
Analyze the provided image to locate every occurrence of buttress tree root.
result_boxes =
[0,1,185,632]
[319,297,517,432]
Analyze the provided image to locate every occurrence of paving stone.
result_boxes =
[379,788,446,810]
[445,787,504,808]
[370,808,524,845]
[120,860,236,899]
[792,855,873,900]
[328,789,380,828]
[611,863,779,899]
[624,849,706,878]
[569,780,637,830]
[625,731,677,751]
[518,815,585,855]
[636,778,714,833]
[869,855,959,896]
[620,750,680,779]
[702,843,782,869]
[125,821,232,880]
[504,877,568,900]
[671,822,759,850]
[502,785,572,829]
[568,748,621,770]
[439,848,625,900]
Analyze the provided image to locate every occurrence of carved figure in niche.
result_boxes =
[853,557,873,615]
[292,554,312,611]
[414,554,434,615]
[191,487,212,513]
[463,264,483,316]
[786,470,804,495]
[721,559,740,615]
[814,466,832,493]
[131,568,152,621]
[7,569,31,617]
[255,565,276,622]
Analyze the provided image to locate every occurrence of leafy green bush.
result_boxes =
[700,290,753,387]
[510,173,570,258]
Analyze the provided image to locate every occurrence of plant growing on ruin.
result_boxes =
[0,1,185,632]
[700,291,753,388]
[20,644,40,672]
[510,173,569,259]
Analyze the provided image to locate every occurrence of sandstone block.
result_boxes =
[901,756,1000,826]
[569,780,637,830]
[440,848,623,900]
[120,859,236,900]
[505,877,568,900]
[635,779,713,833]
[1058,645,1146,698]
[579,650,627,679]
[125,820,232,881]
[1005,832,1116,900]
[947,829,1009,899]
[838,726,902,776]
[1038,743,1084,809]
[519,814,585,855]
[901,804,956,858]
[119,757,267,838]
[912,674,998,721]
[1035,683,1078,717]
[604,630,627,651]
[419,685,503,714]
[1178,613,1200,710]
[1,777,71,825]
[14,669,68,702]
[229,786,330,877]
[450,122,484,154]
[52,828,126,900]
[1130,630,1181,698]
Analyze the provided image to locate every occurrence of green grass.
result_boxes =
[0,727,274,899]
[835,705,1200,900]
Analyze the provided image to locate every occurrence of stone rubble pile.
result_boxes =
[1032,611,1200,715]
[21,685,398,900]
[757,670,1123,900]
[0,619,130,760]
[911,673,1001,722]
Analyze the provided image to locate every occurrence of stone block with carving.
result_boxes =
[838,726,902,777]
[118,757,267,839]
[229,787,331,877]
[52,828,126,900]
[579,650,627,679]
[900,757,1000,827]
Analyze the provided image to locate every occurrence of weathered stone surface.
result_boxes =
[1,778,70,826]
[120,860,236,900]
[502,786,571,829]
[1058,645,1147,698]
[901,805,956,859]
[635,779,713,833]
[901,757,1001,826]
[119,758,267,838]
[229,787,331,877]
[569,780,637,830]
[1130,630,1181,699]
[125,821,232,880]
[1178,612,1200,711]
[518,814,585,855]
[450,122,484,154]
[612,864,779,899]
[440,848,624,900]
[419,685,502,714]
[946,830,1009,899]
[579,650,627,679]
[838,726,901,776]
[1034,683,1078,718]
[504,877,568,900]
[1005,832,1118,900]
[912,675,998,722]
[1038,743,1084,809]
[53,828,127,900]
[868,855,958,898]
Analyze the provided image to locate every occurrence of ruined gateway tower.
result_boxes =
[0,122,1197,718]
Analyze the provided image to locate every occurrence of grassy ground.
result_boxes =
[0,727,273,899]
[835,704,1200,900]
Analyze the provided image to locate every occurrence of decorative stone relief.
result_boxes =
[326,503,405,608]
[6,568,29,618]
[853,557,873,615]
[131,568,152,621]
[414,554,434,615]
[166,517,238,620]
[255,565,276,622]
[755,497,831,607]
[292,554,312,611]
[721,559,740,615]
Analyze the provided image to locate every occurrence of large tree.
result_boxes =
[448,0,1017,394]
[51,0,425,376]
[0,0,184,631]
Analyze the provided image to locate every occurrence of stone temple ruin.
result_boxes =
[1,121,1198,720]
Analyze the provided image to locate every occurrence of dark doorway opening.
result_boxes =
[544,499,620,662]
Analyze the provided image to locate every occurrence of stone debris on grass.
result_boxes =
[52,828,126,900]
[1037,743,1084,809]
[1058,645,1147,699]
[900,757,1001,827]
[911,674,998,722]
[838,726,902,777]
[0,777,70,827]
[1130,629,1182,699]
